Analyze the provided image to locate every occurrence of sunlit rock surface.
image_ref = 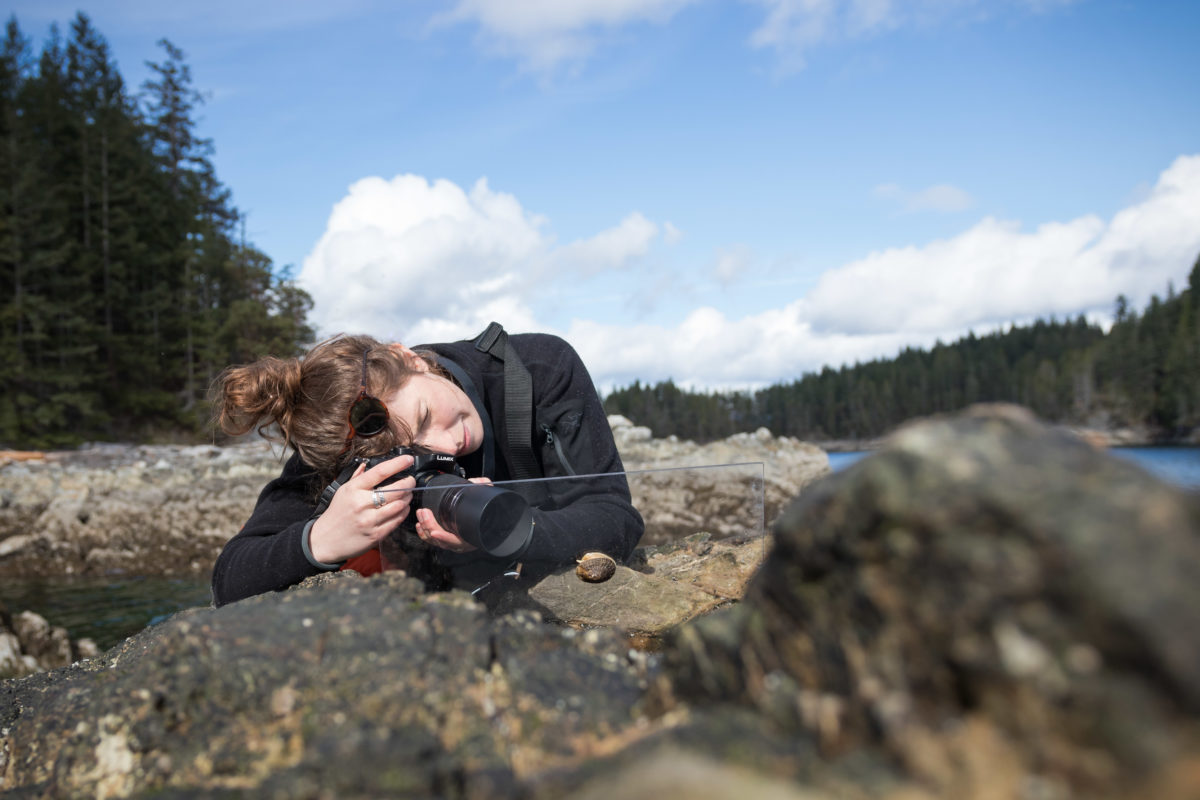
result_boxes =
[0,442,283,578]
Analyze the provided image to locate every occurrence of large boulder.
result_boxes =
[663,404,1200,799]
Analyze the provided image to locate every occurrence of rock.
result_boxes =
[521,533,766,634]
[617,422,830,541]
[547,748,841,800]
[530,566,727,635]
[663,404,1200,798]
[0,632,40,678]
[609,414,654,444]
[0,533,33,558]
[34,485,90,534]
[0,439,284,578]
[0,571,657,798]
[0,601,102,678]
[11,611,73,670]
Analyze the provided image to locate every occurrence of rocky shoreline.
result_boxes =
[0,417,830,675]
[0,418,829,581]
[2,404,1197,798]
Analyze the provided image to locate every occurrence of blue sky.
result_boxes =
[10,0,1200,390]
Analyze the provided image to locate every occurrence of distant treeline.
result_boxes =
[605,255,1200,443]
[1,14,313,448]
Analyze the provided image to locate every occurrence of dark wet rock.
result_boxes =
[0,571,658,798]
[662,404,1200,798]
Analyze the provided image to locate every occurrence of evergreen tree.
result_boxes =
[0,14,314,447]
[140,37,234,416]
[0,16,35,441]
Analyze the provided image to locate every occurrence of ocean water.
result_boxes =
[1110,446,1200,490]
[827,446,1200,491]
[1,575,212,651]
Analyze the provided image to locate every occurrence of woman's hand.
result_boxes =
[412,477,491,554]
[308,454,417,564]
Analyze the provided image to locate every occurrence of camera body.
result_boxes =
[331,446,533,560]
[351,446,468,489]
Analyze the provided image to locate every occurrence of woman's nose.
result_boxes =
[417,429,455,454]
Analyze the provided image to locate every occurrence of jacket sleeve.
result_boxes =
[515,335,645,566]
[210,453,329,606]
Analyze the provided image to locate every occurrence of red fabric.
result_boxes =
[341,549,384,576]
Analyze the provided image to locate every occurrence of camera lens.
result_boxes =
[419,474,533,558]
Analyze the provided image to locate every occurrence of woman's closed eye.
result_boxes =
[411,405,431,445]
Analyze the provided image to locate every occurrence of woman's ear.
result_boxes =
[390,343,428,372]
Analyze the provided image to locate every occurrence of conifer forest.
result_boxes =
[1,14,313,448]
[605,256,1200,443]
[4,14,1198,450]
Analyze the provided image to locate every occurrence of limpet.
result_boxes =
[575,552,617,582]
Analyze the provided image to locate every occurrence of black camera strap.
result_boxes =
[474,322,539,482]
[313,462,357,517]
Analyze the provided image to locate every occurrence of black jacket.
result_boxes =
[211,332,643,606]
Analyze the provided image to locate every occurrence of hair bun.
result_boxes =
[212,356,303,439]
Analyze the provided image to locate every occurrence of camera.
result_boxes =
[338,446,533,559]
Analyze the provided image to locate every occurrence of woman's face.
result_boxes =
[383,369,484,457]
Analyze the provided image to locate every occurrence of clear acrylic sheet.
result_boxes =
[370,461,766,571]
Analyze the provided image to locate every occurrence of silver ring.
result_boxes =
[372,489,386,509]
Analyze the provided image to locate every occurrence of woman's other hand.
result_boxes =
[412,477,491,553]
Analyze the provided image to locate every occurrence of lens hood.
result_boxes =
[421,474,534,558]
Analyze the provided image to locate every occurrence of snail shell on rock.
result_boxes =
[576,552,617,582]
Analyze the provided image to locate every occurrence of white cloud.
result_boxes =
[432,0,1079,75]
[435,0,696,71]
[874,182,974,213]
[746,0,1077,72]
[810,154,1200,336]
[547,212,660,276]
[302,155,1200,392]
[746,0,903,71]
[566,305,941,391]
[299,174,546,341]
[298,173,668,342]
[712,245,755,285]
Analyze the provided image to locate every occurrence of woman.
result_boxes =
[210,324,643,606]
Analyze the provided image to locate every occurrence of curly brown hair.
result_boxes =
[210,334,439,481]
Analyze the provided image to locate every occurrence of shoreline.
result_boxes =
[816,420,1200,453]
